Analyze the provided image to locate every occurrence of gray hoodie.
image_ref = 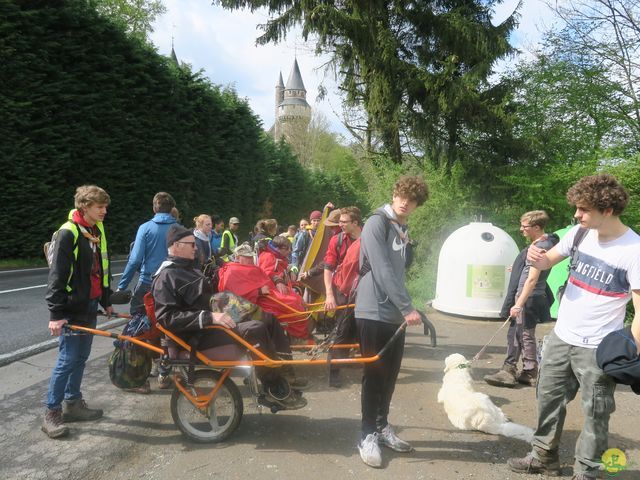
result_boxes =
[355,205,414,324]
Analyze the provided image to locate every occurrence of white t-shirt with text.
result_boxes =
[555,225,640,348]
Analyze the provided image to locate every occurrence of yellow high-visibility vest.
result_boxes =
[58,210,109,292]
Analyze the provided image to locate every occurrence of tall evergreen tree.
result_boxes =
[216,0,517,167]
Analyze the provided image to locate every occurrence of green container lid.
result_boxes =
[547,225,573,318]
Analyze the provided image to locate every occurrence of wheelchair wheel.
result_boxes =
[170,369,243,443]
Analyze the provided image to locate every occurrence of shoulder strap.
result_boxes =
[337,231,344,251]
[358,212,393,277]
[371,211,392,241]
[57,221,81,257]
[567,227,588,272]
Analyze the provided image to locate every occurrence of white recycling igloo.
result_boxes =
[432,222,519,318]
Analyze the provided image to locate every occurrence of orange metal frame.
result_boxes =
[67,306,406,411]
[173,367,233,409]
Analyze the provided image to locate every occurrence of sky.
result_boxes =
[150,0,561,138]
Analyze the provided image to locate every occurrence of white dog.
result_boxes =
[437,353,534,442]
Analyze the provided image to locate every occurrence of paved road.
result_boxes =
[0,261,131,355]
[1,311,638,480]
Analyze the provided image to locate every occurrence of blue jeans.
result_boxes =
[45,299,98,410]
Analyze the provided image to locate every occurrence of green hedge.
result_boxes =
[0,0,364,257]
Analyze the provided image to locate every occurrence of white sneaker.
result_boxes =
[378,424,413,452]
[358,432,382,468]
[149,360,159,378]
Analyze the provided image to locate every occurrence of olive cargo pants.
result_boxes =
[531,330,616,475]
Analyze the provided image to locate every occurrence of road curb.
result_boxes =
[0,317,128,368]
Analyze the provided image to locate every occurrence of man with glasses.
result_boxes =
[322,207,362,387]
[485,210,558,388]
[152,225,307,410]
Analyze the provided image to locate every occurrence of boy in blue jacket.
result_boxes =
[116,192,176,315]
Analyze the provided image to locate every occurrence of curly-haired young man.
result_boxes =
[355,175,428,468]
[508,174,640,480]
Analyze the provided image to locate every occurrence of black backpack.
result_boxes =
[556,227,588,303]
[359,212,413,277]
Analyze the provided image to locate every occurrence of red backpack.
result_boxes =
[333,237,361,298]
[333,212,411,298]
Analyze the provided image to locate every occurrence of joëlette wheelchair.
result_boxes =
[65,293,436,443]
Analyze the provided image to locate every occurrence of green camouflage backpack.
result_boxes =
[109,343,152,389]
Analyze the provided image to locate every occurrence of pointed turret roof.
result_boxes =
[285,59,306,92]
[170,46,179,67]
[277,71,284,88]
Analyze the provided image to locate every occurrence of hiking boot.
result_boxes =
[282,367,311,391]
[124,380,151,394]
[484,364,518,388]
[517,369,538,386]
[42,408,69,439]
[62,399,103,422]
[507,454,561,476]
[158,374,173,390]
[264,389,308,410]
[282,365,311,390]
[288,377,311,391]
[378,424,413,452]
[358,432,382,468]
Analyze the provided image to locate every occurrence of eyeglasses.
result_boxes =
[338,220,353,225]
[520,224,533,229]
[176,241,197,248]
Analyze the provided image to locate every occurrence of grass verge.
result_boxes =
[0,258,48,270]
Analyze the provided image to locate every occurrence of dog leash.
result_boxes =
[472,316,513,361]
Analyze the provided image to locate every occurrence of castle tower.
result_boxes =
[274,71,285,139]
[274,59,311,142]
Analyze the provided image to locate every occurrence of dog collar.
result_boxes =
[457,363,471,369]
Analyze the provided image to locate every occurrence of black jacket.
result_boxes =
[596,327,640,395]
[151,256,214,333]
[500,233,560,319]
[46,224,111,323]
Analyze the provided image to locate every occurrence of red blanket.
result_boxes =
[218,263,308,338]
